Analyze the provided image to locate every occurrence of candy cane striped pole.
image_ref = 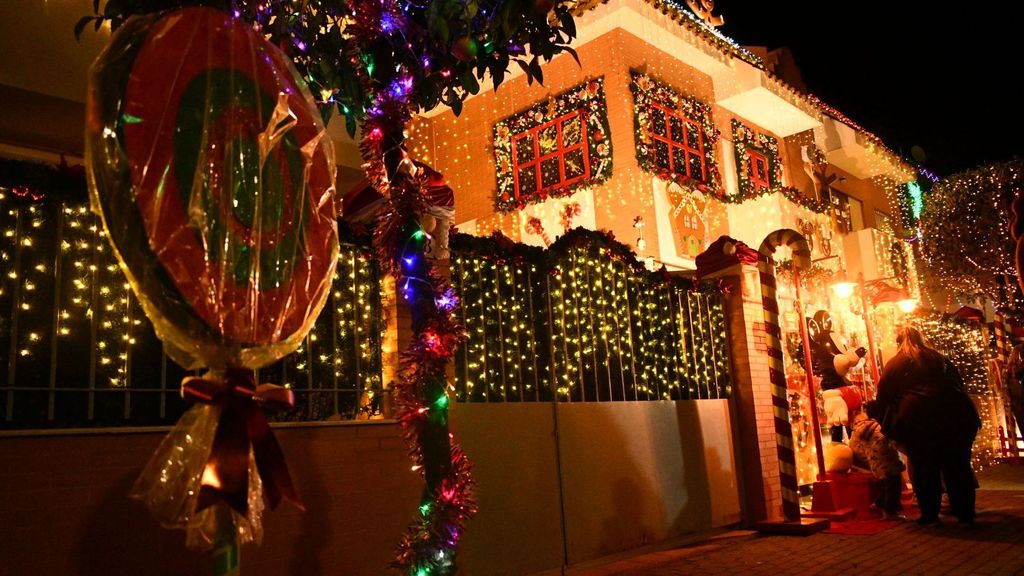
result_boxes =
[995,311,1008,367]
[1003,316,1015,361]
[758,229,811,522]
[993,311,1021,443]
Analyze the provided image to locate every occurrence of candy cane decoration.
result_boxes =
[996,311,1009,367]
[758,229,811,522]
[1011,185,1024,299]
[525,216,552,247]
[561,201,581,232]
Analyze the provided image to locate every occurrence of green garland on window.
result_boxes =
[775,186,830,214]
[729,119,829,214]
[629,70,722,197]
[732,118,782,197]
[493,78,612,213]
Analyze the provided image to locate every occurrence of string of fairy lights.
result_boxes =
[917,160,1024,311]
[0,195,143,425]
[453,248,548,402]
[450,229,732,403]
[261,240,385,421]
[913,312,1000,470]
[0,188,384,428]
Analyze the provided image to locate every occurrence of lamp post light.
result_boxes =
[793,266,828,483]
[830,272,919,386]
[830,275,857,300]
[857,272,883,384]
[794,265,856,519]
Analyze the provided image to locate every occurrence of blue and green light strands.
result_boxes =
[907,180,924,221]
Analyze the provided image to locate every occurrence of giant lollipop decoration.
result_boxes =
[85,6,338,567]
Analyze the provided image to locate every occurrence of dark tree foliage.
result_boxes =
[78,0,580,134]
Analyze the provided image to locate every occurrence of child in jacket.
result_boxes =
[850,400,906,520]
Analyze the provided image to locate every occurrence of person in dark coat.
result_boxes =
[876,326,981,526]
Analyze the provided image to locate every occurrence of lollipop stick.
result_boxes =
[212,542,239,576]
[212,507,240,576]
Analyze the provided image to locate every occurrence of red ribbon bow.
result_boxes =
[181,366,303,515]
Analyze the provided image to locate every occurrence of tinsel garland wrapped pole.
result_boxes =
[360,85,475,573]
[372,131,475,576]
[345,0,479,562]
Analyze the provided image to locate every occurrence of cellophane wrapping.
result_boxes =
[85,7,338,371]
[129,404,266,549]
[85,7,337,549]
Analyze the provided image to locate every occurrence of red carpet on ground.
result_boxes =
[824,516,903,535]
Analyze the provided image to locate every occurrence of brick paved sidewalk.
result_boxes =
[554,464,1024,576]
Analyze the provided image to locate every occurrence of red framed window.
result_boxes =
[511,110,590,199]
[647,103,707,183]
[746,149,771,194]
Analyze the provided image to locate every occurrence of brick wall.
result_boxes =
[721,269,786,524]
[0,422,421,576]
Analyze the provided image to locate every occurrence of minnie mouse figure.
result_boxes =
[808,310,867,442]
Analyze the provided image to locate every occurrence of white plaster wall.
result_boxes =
[451,403,565,576]
[726,192,784,250]
[556,400,740,564]
[452,399,741,574]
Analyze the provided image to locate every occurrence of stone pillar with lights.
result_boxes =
[696,236,828,532]
[696,237,775,524]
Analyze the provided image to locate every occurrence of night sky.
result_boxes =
[717,2,1024,177]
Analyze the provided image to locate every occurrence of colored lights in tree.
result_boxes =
[82,0,580,138]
